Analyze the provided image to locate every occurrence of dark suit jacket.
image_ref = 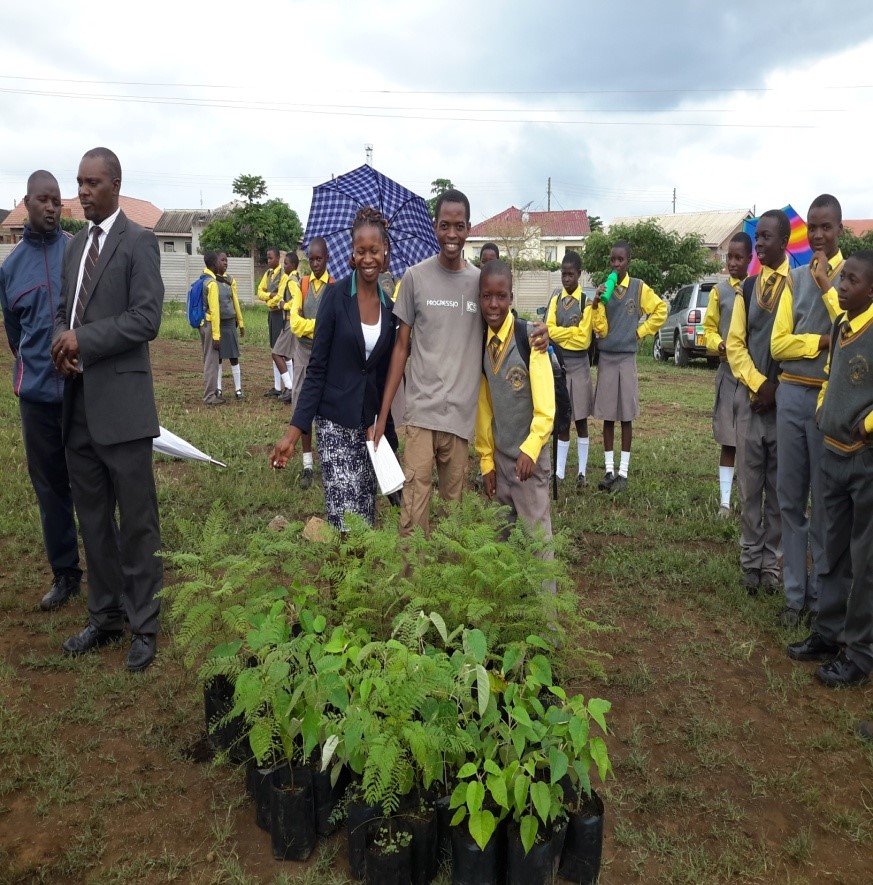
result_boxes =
[291,274,397,432]
[54,211,164,446]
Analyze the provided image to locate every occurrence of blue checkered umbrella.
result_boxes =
[303,165,438,279]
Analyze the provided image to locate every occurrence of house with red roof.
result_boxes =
[843,219,873,237]
[464,206,591,264]
[0,195,162,244]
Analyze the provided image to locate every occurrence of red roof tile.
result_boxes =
[469,206,590,238]
[1,195,162,231]
[843,219,873,237]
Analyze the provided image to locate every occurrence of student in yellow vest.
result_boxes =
[726,209,790,595]
[271,252,302,403]
[476,260,555,539]
[200,251,224,405]
[770,194,845,627]
[289,237,334,488]
[546,250,607,487]
[702,232,753,514]
[788,250,873,688]
[592,241,667,493]
[257,247,286,397]
[209,251,245,400]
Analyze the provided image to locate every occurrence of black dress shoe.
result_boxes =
[787,632,840,662]
[63,624,124,656]
[597,471,615,491]
[40,574,81,611]
[263,388,280,397]
[817,651,870,688]
[126,634,157,672]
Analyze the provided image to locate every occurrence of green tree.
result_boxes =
[581,220,719,296]
[427,178,456,219]
[59,216,87,235]
[199,175,303,260]
[839,227,873,258]
[587,214,604,233]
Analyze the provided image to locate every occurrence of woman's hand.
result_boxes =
[368,414,388,450]
[270,426,301,468]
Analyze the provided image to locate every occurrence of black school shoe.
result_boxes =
[40,573,80,611]
[597,471,615,491]
[263,388,280,397]
[62,624,124,656]
[816,651,870,688]
[126,634,157,672]
[787,632,839,662]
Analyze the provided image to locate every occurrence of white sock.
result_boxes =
[272,365,282,391]
[231,364,241,392]
[604,451,614,475]
[302,452,313,470]
[719,466,734,507]
[281,371,293,390]
[618,450,631,478]
[556,440,570,479]
[577,438,590,476]
[216,364,223,393]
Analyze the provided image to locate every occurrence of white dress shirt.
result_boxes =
[70,206,121,329]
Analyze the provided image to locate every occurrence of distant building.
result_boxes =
[0,195,162,244]
[465,207,591,264]
[609,209,753,266]
[153,200,244,256]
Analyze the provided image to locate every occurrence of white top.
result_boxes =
[361,317,381,359]
[70,206,122,328]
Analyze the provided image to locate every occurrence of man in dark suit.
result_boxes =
[52,147,163,672]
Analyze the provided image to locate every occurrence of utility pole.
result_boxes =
[547,177,551,212]
[365,144,373,166]
[673,187,677,214]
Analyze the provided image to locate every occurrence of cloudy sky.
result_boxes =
[3,1,873,228]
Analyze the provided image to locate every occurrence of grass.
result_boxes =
[0,310,871,882]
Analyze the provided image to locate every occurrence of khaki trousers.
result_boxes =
[399,425,468,537]
[200,322,220,402]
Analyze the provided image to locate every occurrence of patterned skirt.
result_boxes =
[314,415,377,531]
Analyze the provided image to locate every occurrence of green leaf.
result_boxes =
[549,748,569,784]
[457,762,478,780]
[513,773,530,813]
[207,639,244,659]
[520,814,539,855]
[511,705,533,728]
[588,698,611,734]
[466,780,485,814]
[320,735,339,772]
[450,782,467,809]
[483,759,501,776]
[569,715,589,754]
[528,654,552,687]
[590,736,612,783]
[468,809,496,851]
[475,664,490,717]
[465,628,487,664]
[501,645,522,674]
[450,807,466,827]
[323,628,347,653]
[429,611,448,644]
[526,634,550,650]
[511,727,527,759]
[486,773,508,810]
[530,781,552,824]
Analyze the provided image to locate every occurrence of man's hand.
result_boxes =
[818,333,830,352]
[515,453,535,482]
[239,327,245,338]
[812,251,832,293]
[212,339,220,351]
[529,321,550,354]
[753,380,778,412]
[51,330,80,375]
[718,341,728,363]
[852,420,871,445]
[482,470,496,499]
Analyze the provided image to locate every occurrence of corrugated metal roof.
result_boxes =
[469,206,590,238]
[154,210,204,235]
[1,195,162,230]
[609,209,752,247]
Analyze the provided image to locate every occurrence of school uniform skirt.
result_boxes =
[267,309,284,347]
[218,319,240,360]
[592,351,639,422]
[712,364,740,447]
[271,323,297,360]
[313,416,377,531]
[563,355,593,420]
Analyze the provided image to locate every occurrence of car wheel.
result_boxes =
[653,336,665,362]
[674,334,690,367]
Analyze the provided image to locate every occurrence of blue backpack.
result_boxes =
[186,273,210,328]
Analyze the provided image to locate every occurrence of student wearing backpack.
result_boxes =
[211,252,245,400]
[545,250,607,487]
[475,260,555,540]
[198,251,223,405]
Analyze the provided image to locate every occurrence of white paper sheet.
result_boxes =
[365,440,405,496]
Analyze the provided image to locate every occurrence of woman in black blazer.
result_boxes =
[270,208,397,529]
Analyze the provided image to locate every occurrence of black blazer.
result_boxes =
[53,211,163,446]
[291,274,397,432]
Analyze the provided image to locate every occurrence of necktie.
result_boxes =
[487,335,501,371]
[73,226,102,329]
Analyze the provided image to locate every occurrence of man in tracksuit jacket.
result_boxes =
[0,171,82,610]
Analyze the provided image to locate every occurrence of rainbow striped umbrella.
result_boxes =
[743,205,813,275]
